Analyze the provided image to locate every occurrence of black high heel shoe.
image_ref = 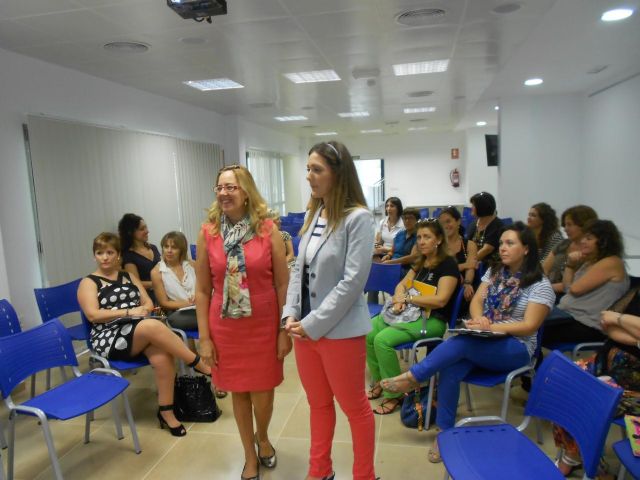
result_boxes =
[241,461,260,480]
[157,405,186,437]
[188,354,210,376]
[254,432,277,468]
[321,473,335,480]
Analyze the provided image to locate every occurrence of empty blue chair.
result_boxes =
[419,208,430,219]
[439,351,623,480]
[34,279,84,342]
[0,299,23,451]
[190,243,197,260]
[364,263,402,317]
[0,319,141,480]
[500,216,514,226]
[432,207,442,219]
[613,437,640,480]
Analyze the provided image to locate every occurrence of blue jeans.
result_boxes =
[409,335,530,430]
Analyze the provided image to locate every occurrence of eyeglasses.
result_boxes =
[416,218,438,225]
[214,184,240,193]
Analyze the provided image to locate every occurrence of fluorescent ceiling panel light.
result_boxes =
[476,121,487,126]
[393,59,449,76]
[408,126,428,131]
[283,70,340,84]
[403,106,436,114]
[274,115,308,122]
[524,78,543,86]
[314,131,337,136]
[361,129,383,134]
[183,78,244,91]
[601,8,634,21]
[338,111,370,118]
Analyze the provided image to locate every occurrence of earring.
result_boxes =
[244,199,248,206]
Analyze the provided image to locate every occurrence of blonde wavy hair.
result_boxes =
[206,165,270,235]
[300,141,367,234]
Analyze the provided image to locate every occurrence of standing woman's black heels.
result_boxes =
[157,405,186,436]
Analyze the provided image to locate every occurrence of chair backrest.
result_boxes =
[462,206,473,218]
[190,244,197,260]
[292,236,301,257]
[364,263,402,295]
[419,208,429,219]
[0,319,77,398]
[0,299,22,337]
[281,223,301,236]
[34,278,82,323]
[500,217,514,226]
[432,207,442,219]
[525,351,623,478]
[80,312,94,351]
[448,287,465,328]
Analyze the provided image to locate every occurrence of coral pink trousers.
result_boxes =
[295,336,376,480]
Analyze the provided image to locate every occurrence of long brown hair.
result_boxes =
[414,220,450,270]
[206,165,270,235]
[300,141,367,234]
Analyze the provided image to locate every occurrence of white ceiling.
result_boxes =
[0,0,638,136]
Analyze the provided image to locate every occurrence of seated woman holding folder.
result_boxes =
[366,219,459,415]
[78,232,211,437]
[380,222,554,462]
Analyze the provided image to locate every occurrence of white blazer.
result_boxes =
[282,207,375,340]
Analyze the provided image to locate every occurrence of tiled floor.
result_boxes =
[0,351,622,479]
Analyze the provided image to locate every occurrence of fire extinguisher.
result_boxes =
[450,168,460,188]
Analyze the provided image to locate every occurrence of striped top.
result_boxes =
[305,216,327,265]
[482,268,555,357]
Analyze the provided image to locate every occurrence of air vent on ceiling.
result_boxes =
[491,3,522,15]
[454,95,466,100]
[248,102,274,108]
[103,41,150,53]
[352,67,381,79]
[587,65,608,74]
[301,125,316,129]
[408,90,434,98]
[301,106,315,110]
[395,8,446,27]
[385,121,399,126]
[410,118,427,122]
[179,36,207,45]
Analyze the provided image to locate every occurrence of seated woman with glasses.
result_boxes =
[381,207,421,275]
[380,222,554,463]
[366,219,459,415]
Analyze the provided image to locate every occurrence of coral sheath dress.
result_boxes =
[203,223,283,392]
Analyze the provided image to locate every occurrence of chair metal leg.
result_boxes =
[425,376,436,430]
[617,464,627,480]
[121,393,141,453]
[7,413,15,480]
[30,374,36,398]
[535,418,543,445]
[84,413,91,444]
[111,402,124,440]
[0,420,6,449]
[38,414,64,480]
[46,368,51,391]
[0,449,5,480]
[58,367,68,383]
[464,383,473,412]
[500,377,513,421]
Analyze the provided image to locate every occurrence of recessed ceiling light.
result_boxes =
[274,115,308,122]
[404,106,436,114]
[494,105,500,111]
[476,121,487,126]
[315,131,337,136]
[393,60,449,76]
[284,70,340,84]
[601,8,634,21]
[524,77,543,86]
[338,111,370,118]
[408,90,434,98]
[361,129,383,134]
[184,78,244,91]
[103,41,149,53]
[395,8,447,27]
[408,126,429,131]
[491,3,522,15]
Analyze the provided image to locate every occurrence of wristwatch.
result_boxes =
[279,317,288,330]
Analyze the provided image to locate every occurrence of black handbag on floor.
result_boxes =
[173,375,222,422]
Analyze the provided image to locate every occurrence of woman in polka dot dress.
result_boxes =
[78,232,211,437]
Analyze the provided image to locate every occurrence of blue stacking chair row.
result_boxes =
[363,263,403,318]
[0,319,141,480]
[440,350,623,480]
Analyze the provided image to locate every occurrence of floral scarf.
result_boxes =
[483,268,521,322]
[221,215,254,318]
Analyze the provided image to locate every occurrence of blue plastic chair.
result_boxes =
[0,299,23,451]
[364,263,403,317]
[439,351,623,480]
[432,207,443,219]
[292,236,301,257]
[462,206,473,218]
[190,243,197,260]
[0,319,141,480]
[34,279,84,341]
[500,217,514,226]
[280,223,301,236]
[419,208,430,219]
[613,438,640,480]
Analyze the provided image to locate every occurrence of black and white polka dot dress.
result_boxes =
[87,271,142,360]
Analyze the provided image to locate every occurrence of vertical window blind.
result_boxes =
[246,148,287,215]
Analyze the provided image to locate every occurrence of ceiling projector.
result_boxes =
[167,0,228,23]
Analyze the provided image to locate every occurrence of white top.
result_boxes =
[378,217,404,247]
[305,216,327,265]
[158,260,195,301]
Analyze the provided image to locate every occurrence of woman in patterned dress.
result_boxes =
[77,232,211,437]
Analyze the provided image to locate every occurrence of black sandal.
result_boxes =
[188,354,210,376]
[157,405,186,437]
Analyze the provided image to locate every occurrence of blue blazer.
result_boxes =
[282,207,375,340]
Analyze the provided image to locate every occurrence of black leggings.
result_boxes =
[541,318,606,347]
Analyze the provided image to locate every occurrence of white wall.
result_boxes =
[498,94,584,222]
[582,74,640,242]
[464,126,499,209]
[341,131,469,208]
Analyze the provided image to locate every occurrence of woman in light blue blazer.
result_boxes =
[282,141,377,480]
